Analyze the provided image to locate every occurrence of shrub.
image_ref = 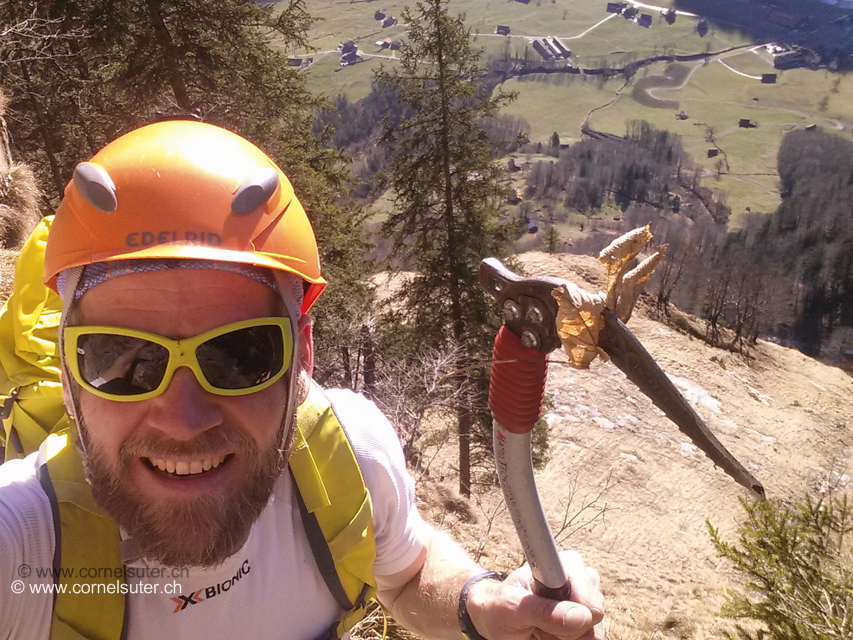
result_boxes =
[708,493,853,640]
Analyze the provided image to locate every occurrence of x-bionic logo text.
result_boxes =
[170,560,251,613]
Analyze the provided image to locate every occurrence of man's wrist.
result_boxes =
[458,571,507,640]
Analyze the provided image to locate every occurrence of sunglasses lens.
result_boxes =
[196,324,286,390]
[76,334,169,396]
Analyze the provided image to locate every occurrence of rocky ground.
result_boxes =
[412,251,852,640]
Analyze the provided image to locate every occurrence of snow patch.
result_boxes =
[761,435,777,447]
[810,380,828,392]
[747,386,773,406]
[594,416,616,431]
[667,374,722,414]
[680,442,699,456]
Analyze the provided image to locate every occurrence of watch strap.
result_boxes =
[458,571,508,640]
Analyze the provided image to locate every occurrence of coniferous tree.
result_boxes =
[375,0,515,495]
[709,493,853,640]
[0,0,373,380]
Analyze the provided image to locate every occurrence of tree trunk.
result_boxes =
[18,59,64,198]
[361,324,376,395]
[146,0,192,110]
[431,1,471,497]
[340,346,352,389]
[0,97,11,172]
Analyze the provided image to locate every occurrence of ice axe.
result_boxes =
[479,255,765,601]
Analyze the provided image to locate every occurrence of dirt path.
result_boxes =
[471,13,619,42]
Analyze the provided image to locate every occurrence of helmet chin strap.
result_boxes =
[57,265,85,444]
[272,270,304,459]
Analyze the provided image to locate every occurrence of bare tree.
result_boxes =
[371,344,480,469]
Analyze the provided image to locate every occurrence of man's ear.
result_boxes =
[295,314,314,405]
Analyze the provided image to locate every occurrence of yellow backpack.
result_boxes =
[1,217,377,640]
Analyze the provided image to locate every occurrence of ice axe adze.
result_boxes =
[479,257,765,601]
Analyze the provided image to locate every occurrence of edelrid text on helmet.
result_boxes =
[44,121,326,314]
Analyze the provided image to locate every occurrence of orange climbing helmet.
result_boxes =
[44,120,326,314]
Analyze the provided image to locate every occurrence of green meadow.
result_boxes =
[281,0,853,226]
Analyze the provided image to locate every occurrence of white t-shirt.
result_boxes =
[0,389,429,640]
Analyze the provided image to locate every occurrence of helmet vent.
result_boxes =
[231,167,280,215]
[73,163,118,213]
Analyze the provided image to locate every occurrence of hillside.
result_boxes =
[412,251,852,640]
[294,0,853,224]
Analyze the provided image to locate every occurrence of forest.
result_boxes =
[517,125,852,361]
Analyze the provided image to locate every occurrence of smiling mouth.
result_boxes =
[143,454,234,478]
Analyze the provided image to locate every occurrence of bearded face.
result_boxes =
[77,409,289,567]
[65,269,301,568]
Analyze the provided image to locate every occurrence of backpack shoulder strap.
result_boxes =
[291,383,377,638]
[37,430,126,640]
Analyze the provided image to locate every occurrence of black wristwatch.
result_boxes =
[458,571,508,640]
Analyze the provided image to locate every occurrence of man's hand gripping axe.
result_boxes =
[479,256,765,601]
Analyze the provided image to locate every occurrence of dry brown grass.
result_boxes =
[357,251,853,640]
[0,249,19,304]
[0,164,40,248]
[351,600,421,640]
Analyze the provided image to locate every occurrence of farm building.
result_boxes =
[374,9,385,20]
[340,40,357,54]
[341,51,362,66]
[676,111,688,120]
[761,73,778,83]
[623,6,638,19]
[606,2,627,13]
[495,25,511,35]
[774,50,805,69]
[697,18,708,36]
[543,39,563,58]
[663,9,676,24]
[376,38,392,48]
[390,41,401,50]
[382,16,397,28]
[738,118,757,128]
[532,40,555,61]
[638,13,653,27]
[287,58,302,67]
[547,37,570,57]
[765,43,791,55]
[707,149,719,158]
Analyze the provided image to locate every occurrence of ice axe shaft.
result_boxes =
[481,258,570,599]
[491,327,569,599]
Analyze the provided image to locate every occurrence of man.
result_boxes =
[0,120,604,639]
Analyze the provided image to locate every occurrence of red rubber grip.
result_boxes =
[488,326,548,434]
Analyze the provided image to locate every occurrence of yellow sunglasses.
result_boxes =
[64,317,293,402]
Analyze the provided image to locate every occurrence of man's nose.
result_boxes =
[148,366,224,440]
